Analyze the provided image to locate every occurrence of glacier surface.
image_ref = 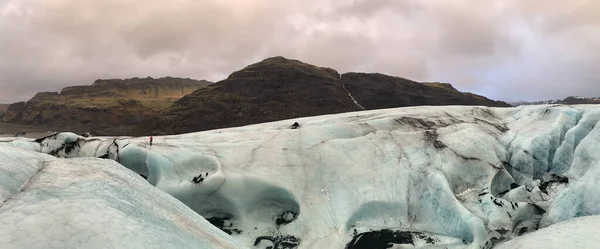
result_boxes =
[2,104,600,248]
[0,144,245,249]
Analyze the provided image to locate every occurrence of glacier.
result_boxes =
[0,145,245,249]
[2,104,600,248]
[495,215,600,249]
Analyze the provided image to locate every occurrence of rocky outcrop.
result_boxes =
[60,77,208,97]
[4,77,211,135]
[145,57,508,135]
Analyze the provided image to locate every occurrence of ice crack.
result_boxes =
[0,160,48,209]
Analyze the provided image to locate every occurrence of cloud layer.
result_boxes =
[0,0,599,103]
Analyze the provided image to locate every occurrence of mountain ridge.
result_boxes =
[144,56,509,135]
[3,77,211,135]
[3,56,509,136]
[511,96,600,106]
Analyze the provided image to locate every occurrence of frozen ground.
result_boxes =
[2,104,600,248]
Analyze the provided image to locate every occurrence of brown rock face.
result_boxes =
[144,57,508,135]
[3,77,211,135]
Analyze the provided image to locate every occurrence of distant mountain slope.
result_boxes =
[4,57,509,136]
[145,57,509,135]
[342,73,510,109]
[511,96,600,106]
[146,57,362,134]
[3,77,210,135]
[0,104,8,119]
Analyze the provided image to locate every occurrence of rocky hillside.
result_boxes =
[342,73,509,109]
[145,57,362,134]
[0,104,8,119]
[3,77,210,135]
[145,57,509,135]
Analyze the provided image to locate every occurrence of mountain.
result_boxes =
[3,77,210,135]
[145,57,362,134]
[511,96,600,106]
[342,73,510,108]
[0,104,8,119]
[5,104,600,248]
[3,57,509,136]
[146,56,509,135]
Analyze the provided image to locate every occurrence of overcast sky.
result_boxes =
[1,0,599,103]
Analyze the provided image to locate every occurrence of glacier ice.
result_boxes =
[2,104,600,248]
[552,110,600,174]
[0,148,245,249]
[495,215,600,249]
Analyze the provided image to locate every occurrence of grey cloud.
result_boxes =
[431,1,515,57]
[335,0,420,17]
[481,0,600,101]
[0,0,599,103]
